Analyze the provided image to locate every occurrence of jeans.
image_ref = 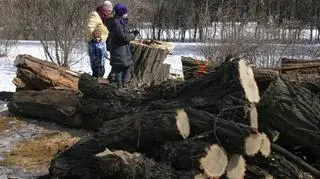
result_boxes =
[113,65,130,85]
[92,66,105,77]
[88,41,108,78]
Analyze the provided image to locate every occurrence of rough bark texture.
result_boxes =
[246,152,304,179]
[259,77,320,159]
[95,108,190,153]
[280,57,320,74]
[253,68,320,96]
[177,59,260,128]
[50,147,197,179]
[130,40,172,88]
[12,54,80,91]
[8,89,83,127]
[181,57,320,96]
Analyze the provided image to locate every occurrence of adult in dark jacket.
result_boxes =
[108,3,139,87]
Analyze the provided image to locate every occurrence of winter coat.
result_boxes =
[85,11,109,42]
[108,16,135,67]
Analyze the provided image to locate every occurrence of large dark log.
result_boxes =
[177,59,260,129]
[8,89,83,127]
[153,142,229,178]
[185,108,269,156]
[259,77,320,159]
[246,152,307,179]
[49,135,197,179]
[181,57,320,95]
[12,54,80,91]
[149,108,270,177]
[50,147,198,179]
[130,40,172,88]
[95,108,190,153]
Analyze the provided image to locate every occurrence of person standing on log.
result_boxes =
[86,1,113,78]
[108,3,140,88]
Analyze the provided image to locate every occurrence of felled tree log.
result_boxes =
[95,108,190,153]
[246,152,306,179]
[253,68,320,95]
[177,59,260,129]
[259,77,320,159]
[181,57,320,96]
[181,56,216,80]
[12,54,80,91]
[50,148,198,179]
[150,108,270,177]
[8,89,83,127]
[280,57,320,74]
[130,40,172,88]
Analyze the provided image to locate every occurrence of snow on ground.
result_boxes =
[1,40,319,92]
[0,41,191,92]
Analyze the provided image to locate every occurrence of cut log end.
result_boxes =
[176,109,190,139]
[226,154,246,179]
[249,103,258,129]
[14,55,25,66]
[238,59,260,103]
[200,145,228,177]
[244,134,263,156]
[259,133,271,157]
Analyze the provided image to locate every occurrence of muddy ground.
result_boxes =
[0,100,87,178]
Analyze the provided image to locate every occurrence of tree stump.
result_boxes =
[130,40,172,87]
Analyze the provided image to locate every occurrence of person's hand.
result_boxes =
[133,30,140,36]
[92,29,101,38]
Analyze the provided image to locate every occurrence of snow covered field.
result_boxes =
[0,41,206,92]
[1,40,319,92]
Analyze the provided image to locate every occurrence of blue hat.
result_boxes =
[114,3,127,17]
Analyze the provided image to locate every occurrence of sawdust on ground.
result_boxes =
[0,116,24,133]
[0,132,80,173]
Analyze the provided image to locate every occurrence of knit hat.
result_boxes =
[103,1,113,11]
[114,3,128,17]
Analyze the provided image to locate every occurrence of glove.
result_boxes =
[133,30,140,36]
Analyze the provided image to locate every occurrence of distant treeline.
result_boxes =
[0,0,320,42]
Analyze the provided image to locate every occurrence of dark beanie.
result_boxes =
[114,3,127,17]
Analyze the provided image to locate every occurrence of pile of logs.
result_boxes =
[7,46,320,178]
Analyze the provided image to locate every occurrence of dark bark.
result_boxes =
[8,89,83,127]
[0,91,14,101]
[246,152,303,179]
[50,149,197,179]
[177,59,260,128]
[259,77,320,159]
[95,108,190,153]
